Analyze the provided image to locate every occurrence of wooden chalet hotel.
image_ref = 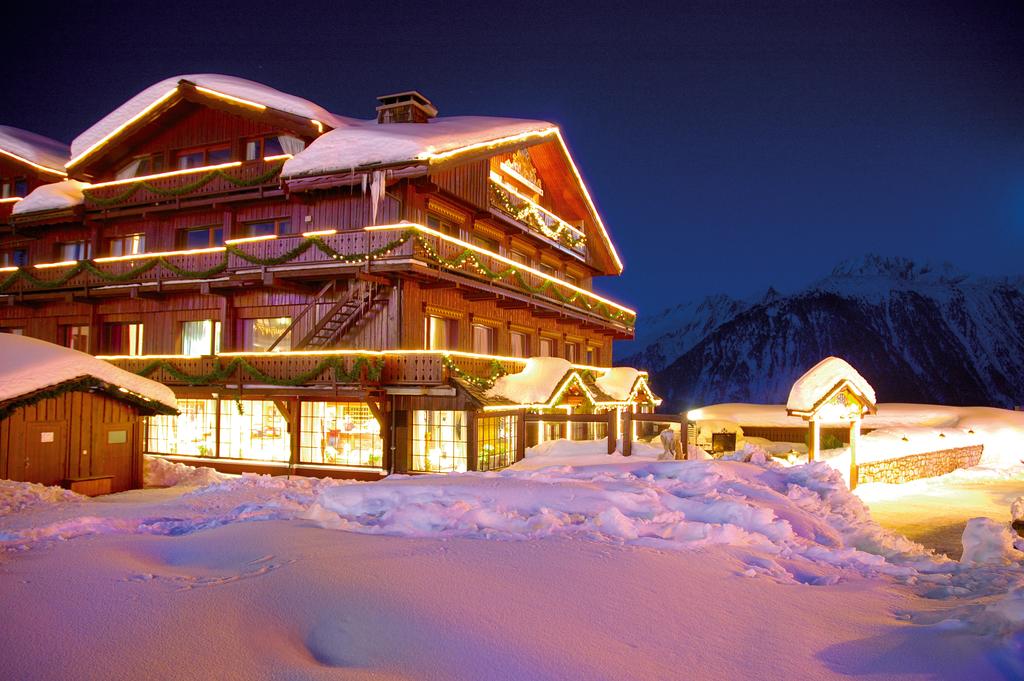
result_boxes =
[0,75,660,479]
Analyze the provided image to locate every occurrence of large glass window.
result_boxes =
[146,398,217,456]
[57,241,92,261]
[219,399,290,461]
[411,410,467,472]
[102,322,144,356]
[426,315,457,350]
[471,323,495,354]
[300,402,383,468]
[244,219,292,238]
[477,414,519,472]
[179,226,223,249]
[242,317,291,352]
[0,249,28,267]
[182,320,221,356]
[509,331,529,358]
[108,233,145,256]
[60,324,90,352]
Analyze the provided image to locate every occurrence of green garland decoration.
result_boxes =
[0,228,634,325]
[489,182,586,250]
[134,355,385,387]
[0,376,176,421]
[83,161,287,207]
[442,355,508,390]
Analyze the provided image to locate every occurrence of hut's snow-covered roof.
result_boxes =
[786,356,876,414]
[281,116,555,178]
[0,334,177,412]
[594,367,643,401]
[487,357,573,405]
[11,180,87,216]
[0,126,69,174]
[70,74,356,162]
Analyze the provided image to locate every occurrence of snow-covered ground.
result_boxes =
[1,445,1023,680]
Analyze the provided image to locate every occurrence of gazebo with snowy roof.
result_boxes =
[0,334,177,495]
[786,357,876,480]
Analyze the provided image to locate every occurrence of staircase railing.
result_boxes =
[266,279,338,352]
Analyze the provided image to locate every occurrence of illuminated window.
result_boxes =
[146,398,217,456]
[242,317,291,352]
[57,240,92,261]
[102,322,144,356]
[182,320,221,356]
[509,330,529,358]
[108,233,146,256]
[411,410,467,472]
[565,341,580,363]
[477,414,519,472]
[178,225,223,249]
[219,399,291,461]
[471,323,495,354]
[539,337,556,357]
[426,315,458,350]
[0,248,28,267]
[299,402,383,468]
[244,218,292,237]
[426,213,461,239]
[60,325,90,352]
[115,154,164,180]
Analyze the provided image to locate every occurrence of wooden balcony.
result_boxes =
[0,223,635,331]
[103,352,528,389]
[488,178,588,259]
[81,158,287,210]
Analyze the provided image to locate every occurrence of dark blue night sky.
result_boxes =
[4,1,1022,319]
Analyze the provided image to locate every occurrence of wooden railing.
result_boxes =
[82,158,286,209]
[103,352,529,389]
[1,224,635,330]
[488,179,587,257]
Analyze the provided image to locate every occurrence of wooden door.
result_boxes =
[93,423,136,493]
[20,422,68,486]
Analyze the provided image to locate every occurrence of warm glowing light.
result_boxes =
[67,87,179,169]
[223,234,277,245]
[262,154,293,162]
[0,149,67,177]
[367,223,635,315]
[301,229,337,237]
[0,266,18,272]
[0,197,23,204]
[498,161,544,195]
[311,119,324,134]
[194,86,267,110]
[87,161,243,189]
[35,260,78,269]
[94,246,227,263]
[422,127,559,163]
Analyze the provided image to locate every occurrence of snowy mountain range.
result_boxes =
[618,255,1024,411]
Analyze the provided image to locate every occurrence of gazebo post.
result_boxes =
[849,417,860,489]
[808,418,820,462]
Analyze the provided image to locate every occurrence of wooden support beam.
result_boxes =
[355,271,391,286]
[496,299,529,309]
[420,280,457,290]
[460,290,498,301]
[261,273,318,295]
[607,410,618,455]
[622,410,633,457]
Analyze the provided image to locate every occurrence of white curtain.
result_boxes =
[115,158,143,180]
[277,135,306,156]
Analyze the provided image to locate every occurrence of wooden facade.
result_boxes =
[0,77,654,479]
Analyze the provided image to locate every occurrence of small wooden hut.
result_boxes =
[0,334,177,495]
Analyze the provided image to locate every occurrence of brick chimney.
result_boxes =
[376,91,437,124]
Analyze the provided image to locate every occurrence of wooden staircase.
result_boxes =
[268,278,391,351]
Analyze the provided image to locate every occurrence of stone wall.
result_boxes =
[856,445,984,485]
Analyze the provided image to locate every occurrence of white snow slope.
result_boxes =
[1,443,1022,680]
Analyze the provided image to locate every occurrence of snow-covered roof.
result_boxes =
[487,357,573,405]
[11,180,87,216]
[787,357,876,415]
[282,116,556,178]
[0,334,176,413]
[595,367,643,401]
[70,74,356,163]
[0,126,68,175]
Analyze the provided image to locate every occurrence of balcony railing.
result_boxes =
[0,223,635,329]
[101,351,531,389]
[488,176,587,257]
[82,158,287,209]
